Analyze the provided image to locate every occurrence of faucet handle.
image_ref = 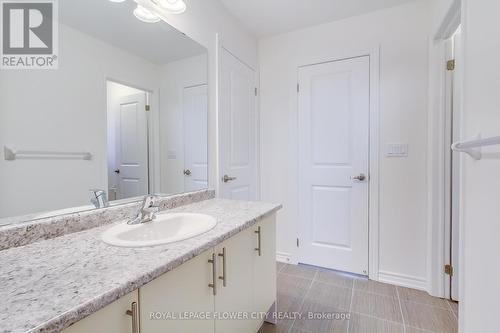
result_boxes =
[90,189,109,208]
[142,195,160,208]
[90,189,105,196]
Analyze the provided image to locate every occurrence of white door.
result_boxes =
[219,48,258,200]
[183,84,208,192]
[116,93,149,200]
[298,56,370,275]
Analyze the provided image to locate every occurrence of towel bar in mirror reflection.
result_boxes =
[4,146,92,161]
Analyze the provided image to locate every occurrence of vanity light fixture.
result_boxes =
[155,0,186,14]
[111,0,186,23]
[134,4,161,23]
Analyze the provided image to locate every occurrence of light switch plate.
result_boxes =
[167,150,177,159]
[386,143,408,157]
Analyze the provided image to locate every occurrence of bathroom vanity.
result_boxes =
[0,192,281,333]
[65,215,276,333]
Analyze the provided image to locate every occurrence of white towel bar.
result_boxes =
[3,146,92,161]
[451,135,500,160]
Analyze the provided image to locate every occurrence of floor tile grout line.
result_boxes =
[288,269,318,333]
[396,287,407,333]
[279,270,316,281]
[346,280,355,333]
[351,286,399,300]
[402,298,457,312]
[404,324,441,333]
[446,300,458,320]
[349,311,407,327]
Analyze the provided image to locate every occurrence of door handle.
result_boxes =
[126,302,139,333]
[114,169,120,174]
[222,175,237,183]
[218,247,227,287]
[352,173,367,182]
[183,169,192,176]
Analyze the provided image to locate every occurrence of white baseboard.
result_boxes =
[276,252,293,264]
[378,270,427,291]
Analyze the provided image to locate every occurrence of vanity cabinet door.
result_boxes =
[62,291,139,333]
[215,228,256,333]
[139,249,215,333]
[253,215,277,329]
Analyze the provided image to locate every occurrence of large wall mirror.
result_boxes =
[0,0,208,224]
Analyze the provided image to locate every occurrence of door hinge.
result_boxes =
[145,105,151,112]
[297,84,300,93]
[447,59,455,71]
[445,264,454,276]
[255,87,258,96]
[297,238,300,247]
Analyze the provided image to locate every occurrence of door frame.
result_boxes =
[426,0,463,299]
[216,40,261,200]
[295,47,380,280]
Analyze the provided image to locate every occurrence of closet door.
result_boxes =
[62,291,139,333]
[253,216,277,330]
[140,249,216,333]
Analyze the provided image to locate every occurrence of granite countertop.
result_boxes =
[0,199,281,333]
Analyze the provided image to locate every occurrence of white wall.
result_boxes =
[259,1,431,288]
[0,24,160,218]
[159,54,208,195]
[460,0,500,331]
[430,0,459,34]
[137,0,258,190]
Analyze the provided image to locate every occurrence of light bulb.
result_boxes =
[157,0,186,14]
[108,0,126,3]
[133,4,161,23]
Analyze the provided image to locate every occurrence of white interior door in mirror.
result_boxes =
[183,84,208,192]
[298,56,370,275]
[219,48,258,201]
[115,93,149,200]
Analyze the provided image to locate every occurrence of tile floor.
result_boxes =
[259,263,458,333]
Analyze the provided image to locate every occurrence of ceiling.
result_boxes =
[60,0,206,65]
[219,0,419,37]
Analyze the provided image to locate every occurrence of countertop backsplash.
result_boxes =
[0,189,215,251]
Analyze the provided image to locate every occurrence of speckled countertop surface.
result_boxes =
[0,199,281,333]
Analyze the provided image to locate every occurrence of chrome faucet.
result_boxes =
[90,189,109,208]
[128,195,160,225]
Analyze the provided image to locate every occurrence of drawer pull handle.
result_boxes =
[208,253,217,295]
[126,302,139,333]
[218,247,227,287]
[255,226,262,256]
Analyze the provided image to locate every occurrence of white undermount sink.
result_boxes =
[101,213,217,248]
